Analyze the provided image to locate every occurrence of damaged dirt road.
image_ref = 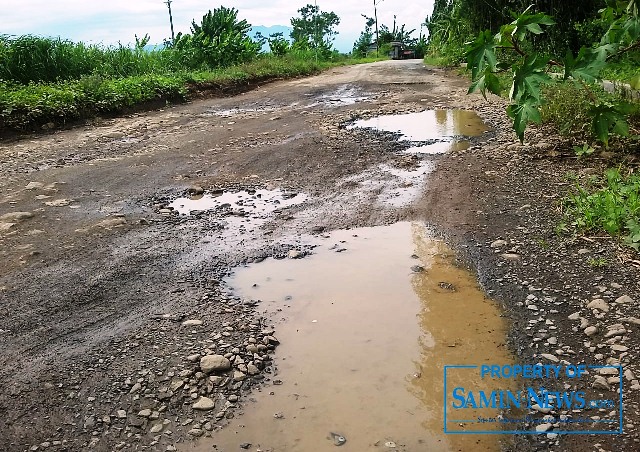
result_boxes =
[1,60,639,452]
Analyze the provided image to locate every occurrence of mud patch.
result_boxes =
[352,161,434,207]
[188,222,514,452]
[309,85,370,108]
[404,141,471,155]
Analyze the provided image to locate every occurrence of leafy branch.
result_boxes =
[466,2,640,146]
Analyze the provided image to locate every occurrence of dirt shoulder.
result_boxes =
[0,60,637,451]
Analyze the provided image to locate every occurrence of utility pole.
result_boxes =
[165,0,175,43]
[374,0,384,57]
[314,0,318,63]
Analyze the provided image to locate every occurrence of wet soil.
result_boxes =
[0,60,638,452]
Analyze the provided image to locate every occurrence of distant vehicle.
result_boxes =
[389,41,416,60]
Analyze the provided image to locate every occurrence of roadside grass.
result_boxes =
[600,52,640,84]
[562,167,640,250]
[0,52,385,133]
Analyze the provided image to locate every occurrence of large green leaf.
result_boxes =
[563,47,608,83]
[510,7,556,41]
[468,68,501,99]
[590,103,631,146]
[510,54,549,103]
[506,96,542,142]
[465,30,497,80]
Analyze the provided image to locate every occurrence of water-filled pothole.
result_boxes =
[349,109,488,154]
[169,189,307,217]
[190,222,514,452]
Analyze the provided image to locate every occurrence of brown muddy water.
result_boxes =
[349,110,488,154]
[187,222,514,452]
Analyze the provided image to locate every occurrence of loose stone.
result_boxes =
[192,397,215,411]
[200,355,231,374]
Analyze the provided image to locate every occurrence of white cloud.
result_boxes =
[2,1,434,50]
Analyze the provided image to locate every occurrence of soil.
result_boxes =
[0,60,638,452]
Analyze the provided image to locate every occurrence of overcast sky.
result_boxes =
[0,0,435,52]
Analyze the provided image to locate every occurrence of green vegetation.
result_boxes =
[425,1,640,252]
[563,168,640,250]
[290,4,340,58]
[0,4,381,134]
[426,0,640,145]
[171,7,261,69]
[351,12,427,59]
[588,257,609,267]
[0,52,377,131]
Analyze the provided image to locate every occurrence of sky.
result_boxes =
[0,0,435,52]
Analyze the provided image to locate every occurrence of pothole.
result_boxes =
[190,222,514,452]
[168,189,307,217]
[348,109,489,154]
[309,85,371,108]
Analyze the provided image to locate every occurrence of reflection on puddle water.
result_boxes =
[168,189,307,217]
[187,223,514,452]
[349,110,488,154]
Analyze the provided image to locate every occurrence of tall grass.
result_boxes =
[0,35,181,84]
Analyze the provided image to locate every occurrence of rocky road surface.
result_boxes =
[0,60,638,451]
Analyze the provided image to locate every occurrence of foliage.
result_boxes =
[0,35,174,84]
[573,143,596,157]
[378,22,415,45]
[290,4,340,58]
[267,33,290,57]
[0,73,186,129]
[0,52,379,133]
[563,168,640,249]
[423,1,471,64]
[172,7,260,69]
[466,2,640,145]
[425,0,605,58]
[353,15,375,57]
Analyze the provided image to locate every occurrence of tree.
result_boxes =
[173,6,260,68]
[353,15,375,57]
[268,32,290,57]
[290,4,340,57]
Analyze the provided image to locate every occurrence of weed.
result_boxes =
[573,143,595,158]
[563,167,640,250]
[535,238,550,249]
[588,257,608,267]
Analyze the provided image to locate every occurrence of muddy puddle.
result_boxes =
[349,110,488,154]
[169,189,307,217]
[187,222,514,452]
